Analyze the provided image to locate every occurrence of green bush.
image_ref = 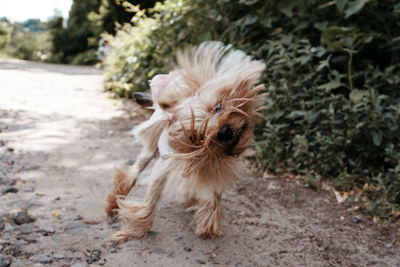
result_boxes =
[103,0,400,218]
[69,49,98,65]
[0,20,52,61]
[103,0,220,97]
[0,21,12,49]
[5,31,51,61]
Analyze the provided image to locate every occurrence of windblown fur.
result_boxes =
[105,41,265,242]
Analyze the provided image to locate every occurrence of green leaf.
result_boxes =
[238,0,259,5]
[372,132,382,146]
[318,81,342,92]
[278,0,297,18]
[243,15,258,26]
[321,26,357,51]
[349,89,365,104]
[259,17,273,28]
[336,0,348,12]
[288,111,307,119]
[344,0,369,19]
[199,32,212,42]
[314,21,329,31]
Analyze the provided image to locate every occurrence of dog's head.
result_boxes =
[167,42,265,176]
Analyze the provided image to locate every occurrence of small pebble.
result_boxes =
[352,215,362,223]
[126,159,136,165]
[385,243,393,248]
[53,254,65,260]
[87,250,102,264]
[24,233,39,243]
[148,231,157,238]
[4,223,15,232]
[20,223,34,234]
[72,215,83,221]
[1,187,18,195]
[111,222,120,229]
[11,240,24,247]
[184,246,192,252]
[38,225,55,234]
[29,253,52,264]
[13,211,35,225]
[98,258,107,265]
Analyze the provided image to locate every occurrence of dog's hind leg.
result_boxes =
[111,158,170,242]
[105,148,157,218]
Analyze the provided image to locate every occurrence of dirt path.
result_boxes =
[0,59,399,267]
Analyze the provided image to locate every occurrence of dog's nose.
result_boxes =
[217,125,233,142]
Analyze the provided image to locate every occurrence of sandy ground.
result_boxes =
[0,59,399,267]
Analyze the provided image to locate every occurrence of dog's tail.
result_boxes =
[105,167,137,218]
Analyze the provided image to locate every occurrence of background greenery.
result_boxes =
[0,0,157,64]
[102,0,400,219]
[0,18,51,61]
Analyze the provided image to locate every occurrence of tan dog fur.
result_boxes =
[105,41,265,242]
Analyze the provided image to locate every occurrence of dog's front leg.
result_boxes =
[105,148,156,218]
[111,158,170,242]
[194,191,223,239]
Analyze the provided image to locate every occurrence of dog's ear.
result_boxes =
[239,60,265,89]
[177,42,230,89]
[219,51,266,90]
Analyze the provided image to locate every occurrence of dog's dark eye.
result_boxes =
[216,103,222,113]
[159,103,170,110]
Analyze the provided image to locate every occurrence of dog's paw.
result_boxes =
[105,208,118,218]
[111,230,131,243]
[195,227,224,239]
[111,229,147,243]
[105,196,119,218]
[111,203,153,242]
[183,196,199,209]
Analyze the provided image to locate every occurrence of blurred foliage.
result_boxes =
[103,0,222,96]
[0,1,160,65]
[88,0,158,37]
[0,21,12,50]
[47,0,100,65]
[103,0,400,219]
[46,0,158,65]
[21,19,47,32]
[0,20,51,61]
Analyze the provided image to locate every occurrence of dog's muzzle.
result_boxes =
[217,125,233,142]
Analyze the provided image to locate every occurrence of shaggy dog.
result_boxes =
[105,41,265,242]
